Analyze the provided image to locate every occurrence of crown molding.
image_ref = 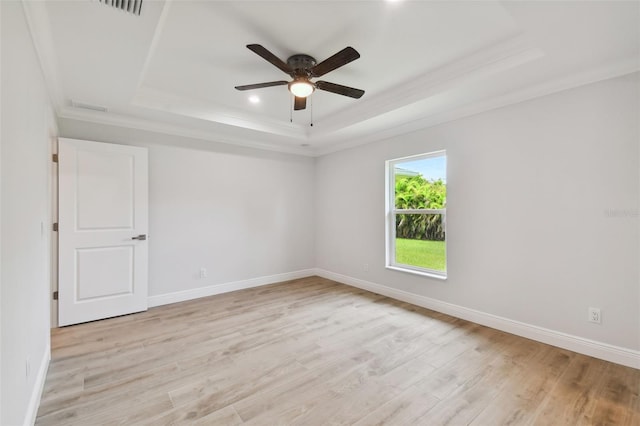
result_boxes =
[310,35,545,136]
[56,58,639,159]
[132,86,307,139]
[314,59,640,156]
[57,107,314,157]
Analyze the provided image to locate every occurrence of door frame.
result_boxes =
[51,137,58,327]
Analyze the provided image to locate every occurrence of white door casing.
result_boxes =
[58,138,149,326]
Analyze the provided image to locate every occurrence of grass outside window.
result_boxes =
[395,238,446,272]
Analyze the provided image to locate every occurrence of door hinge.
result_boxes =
[53,223,58,232]
[53,291,58,300]
[52,153,58,163]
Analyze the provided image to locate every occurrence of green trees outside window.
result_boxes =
[395,174,446,241]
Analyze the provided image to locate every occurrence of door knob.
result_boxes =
[131,234,147,240]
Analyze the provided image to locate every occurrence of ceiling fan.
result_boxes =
[235,44,365,111]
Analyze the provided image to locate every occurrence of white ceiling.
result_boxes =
[24,0,640,155]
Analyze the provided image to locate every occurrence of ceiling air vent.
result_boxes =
[71,100,109,113]
[98,0,143,16]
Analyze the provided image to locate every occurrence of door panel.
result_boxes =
[58,138,148,326]
[76,246,134,300]
[76,150,134,229]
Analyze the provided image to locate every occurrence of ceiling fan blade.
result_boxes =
[311,47,360,77]
[235,81,288,91]
[294,96,307,110]
[315,81,365,99]
[246,44,293,75]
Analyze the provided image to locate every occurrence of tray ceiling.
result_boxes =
[24,0,640,155]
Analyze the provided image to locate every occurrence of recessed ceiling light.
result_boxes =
[249,95,260,104]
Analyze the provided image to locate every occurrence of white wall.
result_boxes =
[1,1,56,425]
[316,73,640,352]
[57,119,316,300]
[1,1,3,421]
[1,2,3,421]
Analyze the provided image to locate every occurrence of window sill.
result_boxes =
[386,265,447,280]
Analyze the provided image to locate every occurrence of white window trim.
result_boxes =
[385,150,447,279]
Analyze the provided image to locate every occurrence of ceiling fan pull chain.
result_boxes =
[310,96,313,127]
[290,95,293,123]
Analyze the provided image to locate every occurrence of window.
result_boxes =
[386,151,447,278]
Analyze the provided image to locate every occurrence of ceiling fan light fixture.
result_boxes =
[288,80,315,98]
[236,44,364,111]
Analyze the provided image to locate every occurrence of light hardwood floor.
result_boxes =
[36,277,639,425]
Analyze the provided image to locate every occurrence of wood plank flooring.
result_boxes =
[36,277,639,425]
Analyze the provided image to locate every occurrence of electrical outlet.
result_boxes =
[26,356,31,378]
[363,263,369,272]
[199,268,207,279]
[588,307,601,324]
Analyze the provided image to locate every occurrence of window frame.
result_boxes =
[385,150,447,279]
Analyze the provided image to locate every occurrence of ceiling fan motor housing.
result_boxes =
[287,54,317,77]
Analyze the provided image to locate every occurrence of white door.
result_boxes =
[58,138,149,326]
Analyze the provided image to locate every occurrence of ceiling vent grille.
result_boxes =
[98,0,143,16]
[71,100,109,113]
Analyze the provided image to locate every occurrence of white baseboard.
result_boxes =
[24,344,50,426]
[148,269,317,308]
[315,268,640,370]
